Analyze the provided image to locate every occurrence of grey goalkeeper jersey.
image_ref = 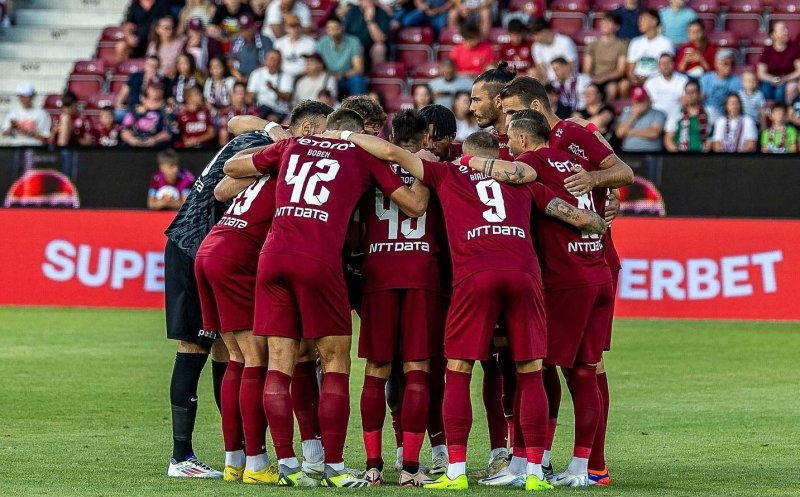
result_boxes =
[165,131,274,258]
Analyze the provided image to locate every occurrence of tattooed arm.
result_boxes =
[462,157,538,184]
[544,197,608,235]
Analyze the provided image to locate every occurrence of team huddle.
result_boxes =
[162,63,634,491]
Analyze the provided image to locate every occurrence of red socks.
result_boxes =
[291,361,320,443]
[427,357,447,447]
[481,359,508,450]
[566,364,600,459]
[360,375,387,469]
[517,370,547,465]
[391,409,403,448]
[402,370,430,470]
[263,370,295,459]
[443,369,472,461]
[542,366,561,452]
[240,366,267,456]
[589,371,609,470]
[498,347,517,447]
[220,360,244,452]
[319,372,350,464]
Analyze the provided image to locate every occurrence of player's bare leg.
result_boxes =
[361,360,392,484]
[293,339,323,476]
[398,360,435,487]
[218,333,245,481]
[588,356,611,485]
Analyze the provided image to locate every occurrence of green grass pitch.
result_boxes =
[0,307,798,497]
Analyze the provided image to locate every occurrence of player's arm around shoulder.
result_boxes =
[461,155,538,184]
[391,177,429,218]
[227,115,292,141]
[325,130,428,181]
[214,175,258,202]
[544,197,608,235]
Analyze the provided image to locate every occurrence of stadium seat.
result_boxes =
[386,95,414,113]
[115,59,146,76]
[95,43,118,64]
[438,27,463,46]
[507,0,547,18]
[72,59,106,76]
[67,73,104,101]
[411,61,442,84]
[772,0,800,13]
[371,62,407,78]
[743,31,770,65]
[370,62,407,102]
[575,29,602,48]
[724,0,763,42]
[397,26,435,45]
[436,45,456,61]
[734,64,754,74]
[644,0,670,8]
[100,25,124,42]
[303,0,334,28]
[707,31,738,48]
[43,93,63,118]
[691,0,721,32]
[593,0,624,12]
[396,29,434,68]
[84,92,117,111]
[744,46,764,66]
[488,28,511,45]
[550,14,587,38]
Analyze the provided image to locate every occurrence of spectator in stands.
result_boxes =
[178,0,215,34]
[175,86,216,148]
[263,0,313,40]
[293,53,339,106]
[184,17,224,71]
[204,55,237,109]
[274,14,317,79]
[50,92,91,147]
[450,20,495,77]
[788,91,800,129]
[318,89,337,108]
[118,0,172,61]
[247,50,294,122]
[499,19,534,72]
[207,0,255,42]
[448,0,494,37]
[218,82,260,144]
[531,18,578,83]
[413,84,434,110]
[116,55,165,114]
[501,0,545,27]
[228,12,272,81]
[663,80,708,152]
[171,52,205,106]
[659,0,696,45]
[120,80,175,148]
[147,15,186,79]
[615,86,666,152]
[574,83,616,145]
[453,90,480,141]
[761,104,798,153]
[738,69,766,126]
[545,82,571,118]
[147,149,194,210]
[584,12,629,100]
[318,17,368,97]
[700,49,741,123]
[710,93,758,152]
[627,9,675,87]
[341,0,391,67]
[551,57,591,118]
[758,21,800,106]
[0,0,9,28]
[1,83,50,146]
[394,0,449,35]
[645,53,688,121]
[612,0,642,40]
[675,20,716,79]
[90,106,121,147]
[429,59,474,109]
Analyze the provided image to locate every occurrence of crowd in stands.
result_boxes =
[3,0,800,153]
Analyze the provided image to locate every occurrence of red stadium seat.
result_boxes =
[397,27,434,45]
[72,59,106,76]
[436,45,457,61]
[84,92,117,110]
[772,0,800,13]
[67,73,104,101]
[744,46,764,66]
[644,0,670,8]
[734,64,754,74]
[386,95,415,113]
[488,28,511,45]
[370,62,407,102]
[115,58,146,76]
[770,18,800,41]
[724,17,763,43]
[592,0,623,12]
[551,0,589,12]
[411,61,442,83]
[707,31,738,48]
[100,25,124,42]
[371,62,407,78]
[690,0,721,13]
[396,46,433,67]
[438,27,463,46]
[728,0,762,12]
[574,29,602,48]
[550,13,587,38]
[747,31,771,47]
[43,93,63,113]
[95,42,118,64]
[507,0,547,18]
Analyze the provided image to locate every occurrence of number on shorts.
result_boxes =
[476,180,507,222]
[285,154,340,206]
[375,190,426,239]
[227,175,270,215]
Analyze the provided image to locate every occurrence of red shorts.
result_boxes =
[445,270,546,362]
[359,289,444,363]
[194,254,256,333]
[545,282,614,368]
[604,268,620,351]
[254,252,351,340]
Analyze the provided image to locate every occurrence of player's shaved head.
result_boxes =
[289,100,334,135]
[462,131,500,159]
[340,95,387,135]
[508,109,550,145]
[326,108,364,132]
[500,76,551,113]
[391,109,428,150]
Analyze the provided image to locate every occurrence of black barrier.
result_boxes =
[0,147,798,217]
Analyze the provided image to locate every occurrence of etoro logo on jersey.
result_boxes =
[466,176,525,241]
[369,191,429,253]
[274,154,339,222]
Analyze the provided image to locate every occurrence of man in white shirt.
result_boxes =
[644,53,688,121]
[262,0,313,41]
[531,18,578,83]
[1,82,51,146]
[273,14,317,79]
[246,49,294,119]
[292,53,338,106]
[627,8,675,86]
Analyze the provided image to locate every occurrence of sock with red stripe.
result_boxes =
[542,366,561,467]
[427,357,447,448]
[360,374,387,470]
[443,369,472,478]
[481,359,508,451]
[589,371,610,471]
[263,370,295,460]
[566,364,600,473]
[291,361,321,455]
[220,360,244,454]
[240,366,267,459]
[518,370,547,478]
[401,370,430,473]
[319,372,350,464]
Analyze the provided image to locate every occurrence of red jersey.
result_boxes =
[549,119,621,272]
[499,42,533,71]
[361,166,444,292]
[420,159,555,284]
[218,104,260,130]
[51,113,90,145]
[490,129,514,160]
[252,136,406,270]
[90,122,120,147]
[518,149,610,290]
[176,108,215,148]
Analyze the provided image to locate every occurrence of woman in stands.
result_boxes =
[171,52,206,106]
[709,93,758,153]
[453,90,480,141]
[757,21,800,105]
[675,20,717,80]
[412,84,434,111]
[574,83,617,147]
[147,15,187,79]
[204,56,237,109]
